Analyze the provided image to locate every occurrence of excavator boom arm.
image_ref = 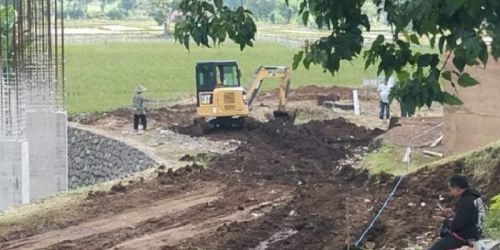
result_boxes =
[246,66,291,112]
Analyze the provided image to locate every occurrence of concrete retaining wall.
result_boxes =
[26,111,68,202]
[68,127,156,188]
[0,139,30,210]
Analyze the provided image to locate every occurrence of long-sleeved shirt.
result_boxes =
[133,93,146,115]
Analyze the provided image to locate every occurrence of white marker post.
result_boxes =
[353,90,360,116]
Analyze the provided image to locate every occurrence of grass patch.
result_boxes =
[66,42,379,114]
[0,182,104,237]
[486,194,500,240]
[359,145,432,175]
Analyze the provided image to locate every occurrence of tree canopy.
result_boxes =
[173,0,500,113]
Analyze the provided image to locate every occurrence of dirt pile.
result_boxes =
[261,85,378,103]
[168,118,393,249]
[205,118,382,184]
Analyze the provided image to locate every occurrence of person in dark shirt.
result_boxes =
[428,175,486,250]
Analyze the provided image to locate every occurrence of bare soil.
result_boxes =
[3,86,496,250]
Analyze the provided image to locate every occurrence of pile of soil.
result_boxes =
[261,85,378,103]
[170,118,395,249]
[175,118,500,249]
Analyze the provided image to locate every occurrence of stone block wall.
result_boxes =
[68,127,156,188]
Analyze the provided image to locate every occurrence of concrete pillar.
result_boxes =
[0,139,30,210]
[25,110,68,201]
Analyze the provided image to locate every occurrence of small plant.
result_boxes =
[194,153,215,168]
[485,194,500,240]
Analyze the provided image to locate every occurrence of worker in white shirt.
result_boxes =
[377,77,394,120]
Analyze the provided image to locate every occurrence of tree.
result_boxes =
[148,0,182,34]
[121,0,138,12]
[224,0,243,9]
[0,5,15,68]
[173,0,500,114]
[246,0,277,21]
[98,0,117,13]
[66,0,92,19]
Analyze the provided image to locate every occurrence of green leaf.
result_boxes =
[397,71,410,81]
[442,92,463,105]
[417,54,433,67]
[183,35,190,50]
[299,1,306,13]
[492,38,500,60]
[214,0,223,9]
[302,11,309,25]
[396,40,409,50]
[315,15,324,29]
[429,35,436,49]
[445,0,466,15]
[372,35,385,48]
[360,14,370,31]
[453,56,466,72]
[438,36,446,53]
[293,51,304,70]
[303,57,311,69]
[442,71,452,81]
[478,42,489,66]
[457,73,479,87]
[410,34,420,45]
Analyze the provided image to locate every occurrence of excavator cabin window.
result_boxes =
[196,62,241,93]
[216,65,239,87]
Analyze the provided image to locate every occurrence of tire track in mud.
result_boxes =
[40,184,293,250]
[1,183,222,250]
[113,195,292,250]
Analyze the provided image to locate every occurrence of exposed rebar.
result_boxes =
[0,0,64,139]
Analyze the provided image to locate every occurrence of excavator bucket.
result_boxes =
[272,110,297,125]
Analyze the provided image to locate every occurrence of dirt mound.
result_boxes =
[169,118,390,249]
[208,118,382,184]
[261,85,378,103]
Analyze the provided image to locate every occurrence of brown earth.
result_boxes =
[3,86,496,250]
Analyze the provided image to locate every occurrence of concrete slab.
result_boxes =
[0,139,30,210]
[25,111,68,201]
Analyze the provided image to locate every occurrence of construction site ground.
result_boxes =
[1,86,499,250]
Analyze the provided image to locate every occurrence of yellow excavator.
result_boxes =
[193,60,296,132]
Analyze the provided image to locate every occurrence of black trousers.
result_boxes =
[134,114,147,130]
[428,235,467,250]
[380,101,390,119]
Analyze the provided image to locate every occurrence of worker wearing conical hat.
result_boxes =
[133,85,147,133]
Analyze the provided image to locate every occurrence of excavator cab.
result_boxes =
[194,60,296,132]
[195,61,250,119]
